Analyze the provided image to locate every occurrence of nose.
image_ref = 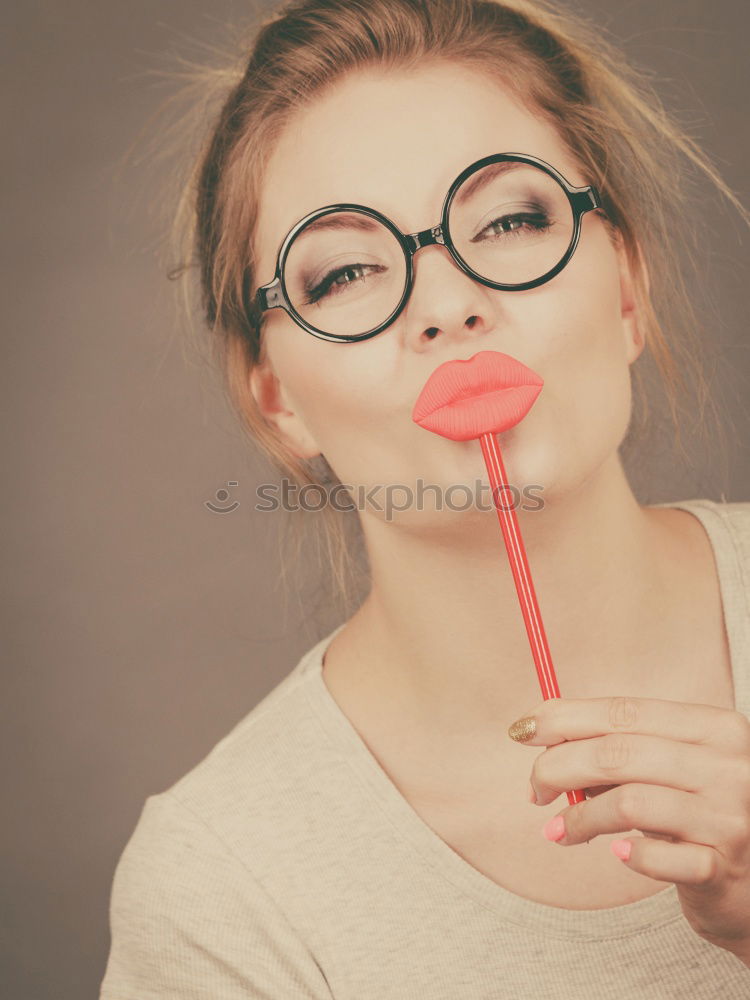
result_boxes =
[403,241,497,353]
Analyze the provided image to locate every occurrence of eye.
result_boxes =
[305,262,386,304]
[472,211,552,242]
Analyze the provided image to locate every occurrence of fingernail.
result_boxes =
[527,782,537,804]
[543,815,565,842]
[508,716,536,742]
[610,839,632,861]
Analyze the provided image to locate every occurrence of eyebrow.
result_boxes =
[453,160,525,208]
[293,213,382,244]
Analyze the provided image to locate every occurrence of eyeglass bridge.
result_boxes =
[404,224,446,254]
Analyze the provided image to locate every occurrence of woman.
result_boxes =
[100,0,750,995]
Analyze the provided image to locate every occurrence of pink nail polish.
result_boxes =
[611,839,632,861]
[542,815,565,842]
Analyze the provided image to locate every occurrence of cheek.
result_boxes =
[556,239,632,406]
[266,314,398,458]
[528,233,634,469]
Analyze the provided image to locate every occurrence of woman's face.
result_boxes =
[251,63,644,526]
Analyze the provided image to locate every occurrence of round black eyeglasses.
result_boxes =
[253,152,602,343]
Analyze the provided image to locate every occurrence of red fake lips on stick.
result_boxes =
[412,350,585,807]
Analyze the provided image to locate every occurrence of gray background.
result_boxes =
[2,1,748,996]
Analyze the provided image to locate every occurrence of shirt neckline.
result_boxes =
[300,498,748,939]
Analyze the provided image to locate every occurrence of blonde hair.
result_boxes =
[160,0,747,617]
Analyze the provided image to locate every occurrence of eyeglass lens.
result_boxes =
[283,161,575,338]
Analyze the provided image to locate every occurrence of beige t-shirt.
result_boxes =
[100,498,750,999]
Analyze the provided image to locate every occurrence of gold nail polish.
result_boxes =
[508,716,536,743]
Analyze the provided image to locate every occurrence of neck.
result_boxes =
[328,452,679,739]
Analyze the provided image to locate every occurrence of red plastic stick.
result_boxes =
[480,431,585,806]
[412,350,585,806]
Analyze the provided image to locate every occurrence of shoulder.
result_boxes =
[161,633,341,861]
[711,499,750,546]
[658,497,750,560]
[100,637,340,997]
[109,625,359,902]
[110,631,339,907]
[677,500,750,628]
[102,791,333,999]
[693,498,750,566]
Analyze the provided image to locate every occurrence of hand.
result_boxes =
[508,695,750,966]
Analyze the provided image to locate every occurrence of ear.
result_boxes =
[249,356,322,460]
[617,236,649,365]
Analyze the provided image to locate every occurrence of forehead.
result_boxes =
[254,63,582,266]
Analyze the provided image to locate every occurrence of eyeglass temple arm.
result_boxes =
[571,186,602,213]
[256,277,283,313]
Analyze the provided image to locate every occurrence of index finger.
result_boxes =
[507,695,750,754]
